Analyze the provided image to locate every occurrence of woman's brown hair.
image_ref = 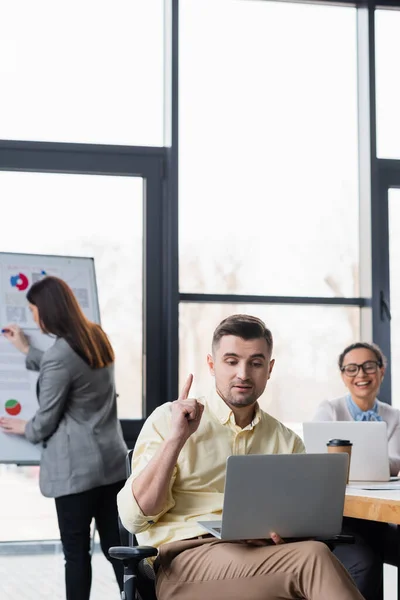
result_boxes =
[27,276,114,368]
[338,342,387,370]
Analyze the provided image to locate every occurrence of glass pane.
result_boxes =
[0,463,119,594]
[179,0,359,297]
[0,464,58,542]
[179,303,361,423]
[0,171,142,420]
[376,10,400,158]
[2,549,118,599]
[389,189,400,408]
[0,0,164,145]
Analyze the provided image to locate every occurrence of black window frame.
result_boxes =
[170,0,400,408]
[1,0,400,440]
[0,141,167,442]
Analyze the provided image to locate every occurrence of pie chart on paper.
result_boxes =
[10,273,29,291]
[5,399,22,416]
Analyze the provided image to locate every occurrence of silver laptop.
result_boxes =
[198,453,347,540]
[303,421,391,482]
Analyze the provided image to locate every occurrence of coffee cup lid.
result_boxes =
[327,438,352,446]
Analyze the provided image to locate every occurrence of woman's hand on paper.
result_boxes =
[1,324,30,354]
[0,417,27,435]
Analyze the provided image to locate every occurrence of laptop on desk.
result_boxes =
[303,421,393,482]
[198,453,347,541]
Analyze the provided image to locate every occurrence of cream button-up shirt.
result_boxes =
[117,390,305,548]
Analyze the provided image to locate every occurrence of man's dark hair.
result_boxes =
[338,342,387,369]
[212,314,273,354]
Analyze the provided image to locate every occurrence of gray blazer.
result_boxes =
[25,338,127,498]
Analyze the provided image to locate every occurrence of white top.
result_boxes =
[313,395,400,476]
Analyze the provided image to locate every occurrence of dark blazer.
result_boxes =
[24,338,127,498]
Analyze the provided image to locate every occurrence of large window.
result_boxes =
[179,0,359,297]
[0,171,143,419]
[389,188,400,409]
[376,9,400,159]
[0,0,164,145]
[179,0,361,422]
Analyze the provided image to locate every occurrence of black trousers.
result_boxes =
[55,480,125,600]
[333,517,398,600]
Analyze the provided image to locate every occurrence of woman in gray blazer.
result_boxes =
[0,276,128,600]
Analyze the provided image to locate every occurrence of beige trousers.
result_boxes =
[155,537,366,600]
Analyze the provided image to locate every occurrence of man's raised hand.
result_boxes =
[170,374,204,442]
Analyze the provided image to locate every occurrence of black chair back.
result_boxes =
[110,449,158,600]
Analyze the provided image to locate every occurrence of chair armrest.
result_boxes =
[314,534,355,552]
[109,545,158,564]
[316,534,355,545]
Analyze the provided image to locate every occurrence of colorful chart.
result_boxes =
[5,399,22,416]
[10,273,29,291]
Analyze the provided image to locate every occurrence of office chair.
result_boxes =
[109,450,355,600]
[109,534,157,600]
[109,450,158,600]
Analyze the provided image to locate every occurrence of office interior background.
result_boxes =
[1,0,400,597]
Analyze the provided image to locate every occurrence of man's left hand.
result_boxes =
[0,417,27,435]
[244,532,285,546]
[270,532,285,545]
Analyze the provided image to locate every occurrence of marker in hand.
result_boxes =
[1,325,30,354]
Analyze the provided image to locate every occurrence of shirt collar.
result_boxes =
[207,389,262,429]
[345,394,382,422]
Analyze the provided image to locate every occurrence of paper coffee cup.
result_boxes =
[327,438,352,483]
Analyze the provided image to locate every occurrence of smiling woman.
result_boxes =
[313,342,400,476]
[339,343,386,416]
[312,342,400,600]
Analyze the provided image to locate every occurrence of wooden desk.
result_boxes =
[345,487,400,598]
[345,487,400,525]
